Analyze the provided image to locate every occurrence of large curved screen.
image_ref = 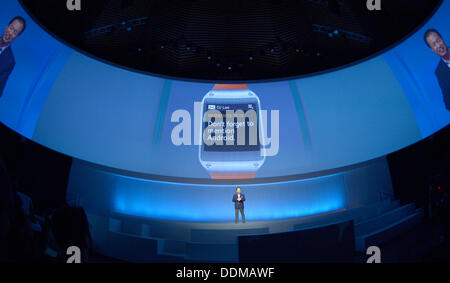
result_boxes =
[0,0,449,180]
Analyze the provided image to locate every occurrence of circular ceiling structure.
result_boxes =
[20,0,442,81]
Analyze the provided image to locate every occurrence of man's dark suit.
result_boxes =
[232,193,246,223]
[435,60,450,111]
[0,46,15,98]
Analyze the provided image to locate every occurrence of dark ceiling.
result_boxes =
[20,0,442,81]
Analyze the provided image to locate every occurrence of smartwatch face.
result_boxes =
[203,102,260,152]
[200,96,265,163]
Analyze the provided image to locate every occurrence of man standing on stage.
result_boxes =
[425,29,450,111]
[0,16,26,98]
[232,187,246,224]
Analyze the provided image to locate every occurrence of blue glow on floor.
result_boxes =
[111,173,347,222]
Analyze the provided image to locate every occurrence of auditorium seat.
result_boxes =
[354,205,424,251]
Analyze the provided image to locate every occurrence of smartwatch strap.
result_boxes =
[213,84,248,90]
[210,172,256,180]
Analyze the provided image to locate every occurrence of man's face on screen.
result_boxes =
[2,20,24,45]
[427,32,449,58]
[236,188,241,194]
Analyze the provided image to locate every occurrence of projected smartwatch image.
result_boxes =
[199,84,265,180]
